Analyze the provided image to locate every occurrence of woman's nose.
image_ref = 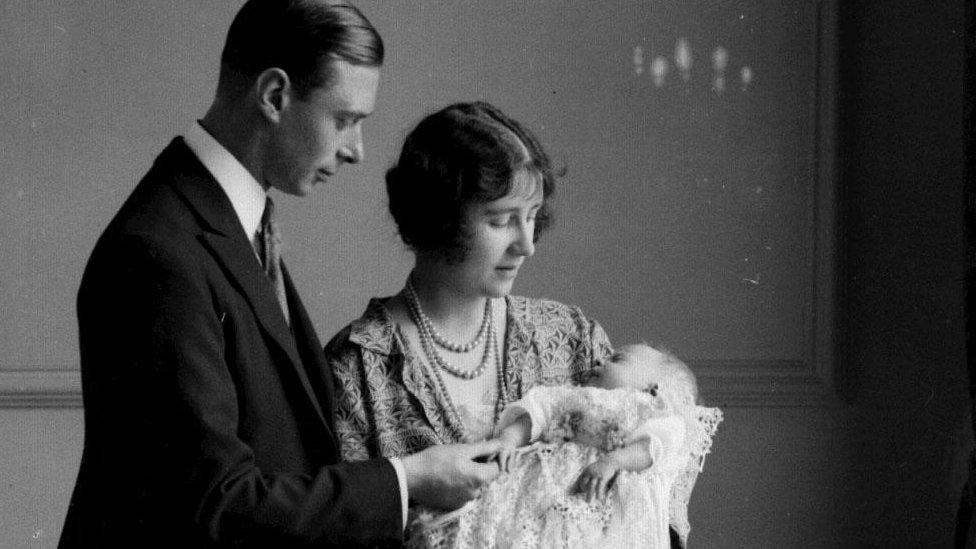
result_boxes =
[512,222,535,257]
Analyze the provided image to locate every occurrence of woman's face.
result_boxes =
[443,169,543,299]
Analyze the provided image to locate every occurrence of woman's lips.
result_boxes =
[496,265,519,277]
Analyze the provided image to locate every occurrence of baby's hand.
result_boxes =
[495,439,520,473]
[574,458,620,502]
[493,414,531,473]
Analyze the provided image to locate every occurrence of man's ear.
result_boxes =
[254,67,290,123]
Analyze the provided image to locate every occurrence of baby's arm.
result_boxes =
[575,440,653,502]
[495,414,531,472]
[575,415,686,502]
[492,386,568,472]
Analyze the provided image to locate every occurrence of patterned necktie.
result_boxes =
[260,197,290,324]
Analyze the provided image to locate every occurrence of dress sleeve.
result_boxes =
[571,304,614,374]
[494,386,571,442]
[625,415,687,470]
[324,330,376,462]
[507,298,613,391]
[589,317,614,364]
[572,307,614,384]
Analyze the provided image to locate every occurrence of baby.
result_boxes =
[497,344,698,500]
[408,344,721,549]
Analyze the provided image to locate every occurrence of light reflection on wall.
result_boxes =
[633,40,753,93]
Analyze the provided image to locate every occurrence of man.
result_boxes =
[59,1,500,547]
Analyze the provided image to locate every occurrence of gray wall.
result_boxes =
[0,1,970,547]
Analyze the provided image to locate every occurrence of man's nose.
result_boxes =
[339,126,364,164]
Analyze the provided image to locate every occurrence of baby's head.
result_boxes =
[584,343,699,405]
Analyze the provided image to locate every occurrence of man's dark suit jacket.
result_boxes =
[59,138,401,548]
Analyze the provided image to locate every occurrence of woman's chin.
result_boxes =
[487,280,516,298]
[486,288,512,299]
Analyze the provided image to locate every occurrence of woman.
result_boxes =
[327,102,715,547]
[326,101,611,459]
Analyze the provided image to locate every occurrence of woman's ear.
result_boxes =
[254,67,291,122]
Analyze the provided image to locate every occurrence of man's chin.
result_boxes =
[282,183,315,197]
[267,181,313,197]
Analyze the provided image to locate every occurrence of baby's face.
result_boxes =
[584,344,666,391]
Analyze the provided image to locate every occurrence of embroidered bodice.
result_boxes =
[325,295,613,460]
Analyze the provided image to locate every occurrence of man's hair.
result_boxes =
[385,101,558,263]
[218,0,384,99]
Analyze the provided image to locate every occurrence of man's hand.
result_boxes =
[401,440,502,510]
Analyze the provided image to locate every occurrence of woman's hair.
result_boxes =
[218,0,384,99]
[386,101,558,263]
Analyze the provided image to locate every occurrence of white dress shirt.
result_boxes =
[183,122,410,530]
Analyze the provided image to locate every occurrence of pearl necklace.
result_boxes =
[404,281,493,380]
[402,276,510,428]
[422,324,509,435]
[405,278,491,352]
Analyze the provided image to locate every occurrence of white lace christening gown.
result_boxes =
[409,385,721,549]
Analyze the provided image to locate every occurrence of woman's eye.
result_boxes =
[488,216,510,227]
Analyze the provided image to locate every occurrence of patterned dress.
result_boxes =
[325,295,613,461]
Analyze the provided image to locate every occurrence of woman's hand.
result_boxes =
[574,458,620,502]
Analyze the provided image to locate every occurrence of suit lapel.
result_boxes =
[201,234,328,424]
[283,264,337,437]
[160,139,331,434]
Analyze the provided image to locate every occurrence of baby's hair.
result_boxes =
[635,341,701,405]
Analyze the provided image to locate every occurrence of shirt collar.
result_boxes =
[184,121,267,245]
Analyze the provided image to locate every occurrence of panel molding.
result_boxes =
[695,360,841,408]
[0,358,842,409]
[697,0,840,408]
[0,370,82,408]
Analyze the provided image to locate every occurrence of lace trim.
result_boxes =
[406,395,723,549]
[669,405,723,546]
